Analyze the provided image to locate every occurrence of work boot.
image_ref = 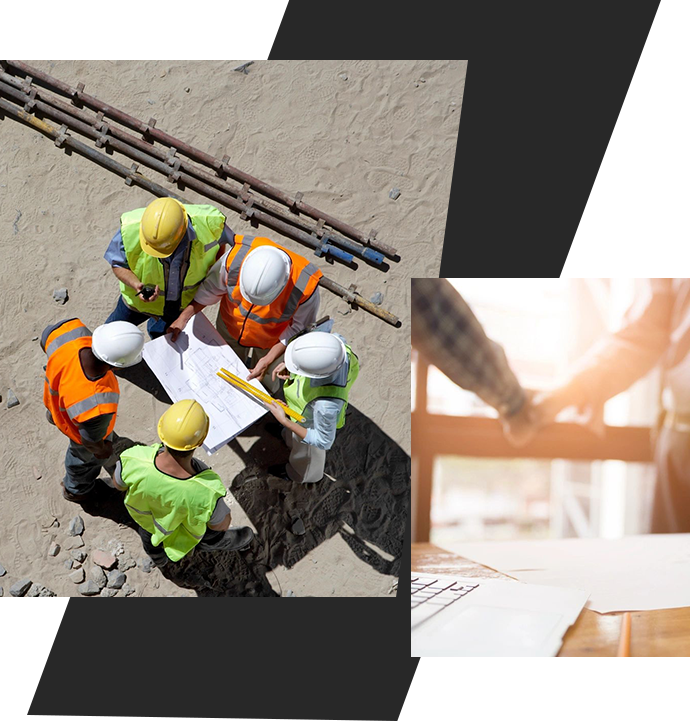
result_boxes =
[199,526,255,552]
[60,482,92,503]
[267,463,289,480]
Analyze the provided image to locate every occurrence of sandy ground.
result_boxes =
[0,59,464,597]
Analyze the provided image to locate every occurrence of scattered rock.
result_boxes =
[370,292,384,305]
[121,584,136,597]
[52,288,69,304]
[339,72,348,81]
[420,77,426,83]
[118,555,136,571]
[89,565,107,590]
[10,579,32,597]
[290,517,305,536]
[7,389,20,408]
[107,540,125,556]
[69,515,84,536]
[40,515,58,530]
[65,535,85,550]
[0,587,3,597]
[13,209,22,234]
[70,549,87,562]
[184,87,190,93]
[48,542,60,557]
[69,568,85,584]
[0,563,6,577]
[33,467,42,480]
[106,570,126,589]
[147,99,155,105]
[31,336,39,341]
[100,587,118,598]
[138,557,155,574]
[285,590,295,597]
[92,550,116,570]
[389,188,401,200]
[77,580,100,596]
[28,584,56,597]
[64,559,73,570]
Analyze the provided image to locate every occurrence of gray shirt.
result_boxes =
[112,450,231,525]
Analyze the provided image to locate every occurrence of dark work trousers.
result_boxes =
[137,526,235,564]
[105,296,181,339]
[652,426,690,533]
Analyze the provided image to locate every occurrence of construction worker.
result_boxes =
[266,330,359,484]
[110,400,254,566]
[167,234,323,392]
[42,319,145,502]
[104,197,232,338]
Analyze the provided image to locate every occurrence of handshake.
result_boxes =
[501,381,602,447]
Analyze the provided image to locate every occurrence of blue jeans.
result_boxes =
[105,296,174,339]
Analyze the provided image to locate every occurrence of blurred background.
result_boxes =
[411,278,658,546]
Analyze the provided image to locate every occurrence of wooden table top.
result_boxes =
[412,543,690,657]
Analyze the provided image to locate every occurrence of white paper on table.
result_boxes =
[442,534,690,614]
[141,313,267,454]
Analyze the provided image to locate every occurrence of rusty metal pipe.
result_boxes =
[3,60,398,259]
[0,96,401,327]
[0,70,389,268]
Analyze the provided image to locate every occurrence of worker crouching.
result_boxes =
[42,319,145,502]
[111,400,254,566]
[267,331,359,484]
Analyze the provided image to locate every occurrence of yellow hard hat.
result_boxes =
[157,399,209,451]
[139,197,188,258]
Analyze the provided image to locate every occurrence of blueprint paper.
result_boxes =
[442,534,690,613]
[142,313,268,454]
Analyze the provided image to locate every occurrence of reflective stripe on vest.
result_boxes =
[43,319,119,444]
[120,443,226,562]
[119,204,226,315]
[220,236,322,349]
[283,345,359,430]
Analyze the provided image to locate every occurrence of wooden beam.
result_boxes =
[412,415,653,463]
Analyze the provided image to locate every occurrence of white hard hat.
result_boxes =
[285,333,347,379]
[238,246,291,305]
[91,321,145,368]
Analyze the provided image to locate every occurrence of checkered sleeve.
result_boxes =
[412,278,525,416]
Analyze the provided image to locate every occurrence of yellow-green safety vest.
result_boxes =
[119,443,227,562]
[119,204,226,315]
[283,345,359,429]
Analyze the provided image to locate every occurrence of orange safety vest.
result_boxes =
[42,319,120,444]
[219,235,323,349]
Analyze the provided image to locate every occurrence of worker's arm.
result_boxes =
[111,266,160,304]
[78,415,114,460]
[266,401,308,441]
[105,459,127,491]
[246,342,287,380]
[207,498,232,531]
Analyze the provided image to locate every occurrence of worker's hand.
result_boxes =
[272,362,291,382]
[137,284,160,303]
[247,357,270,382]
[93,440,114,460]
[267,400,288,425]
[501,391,540,447]
[532,383,605,439]
[166,313,189,343]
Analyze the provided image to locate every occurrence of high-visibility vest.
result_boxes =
[119,443,227,562]
[219,235,323,349]
[283,345,359,429]
[42,319,119,444]
[119,204,227,315]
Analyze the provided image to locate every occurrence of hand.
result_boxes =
[272,362,291,382]
[247,357,270,382]
[501,392,540,447]
[137,284,160,303]
[267,400,288,425]
[166,309,191,342]
[532,383,605,438]
[93,440,114,460]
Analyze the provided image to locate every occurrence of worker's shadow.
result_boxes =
[159,405,409,596]
[114,359,172,405]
